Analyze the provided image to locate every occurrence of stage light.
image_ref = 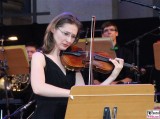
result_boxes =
[7,36,18,41]
[0,35,18,41]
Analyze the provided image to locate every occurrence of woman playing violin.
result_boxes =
[30,12,124,119]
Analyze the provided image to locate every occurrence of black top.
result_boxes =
[82,44,135,84]
[32,54,76,119]
[114,44,135,81]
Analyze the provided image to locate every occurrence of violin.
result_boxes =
[60,46,139,74]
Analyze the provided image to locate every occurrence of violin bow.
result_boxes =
[88,16,96,85]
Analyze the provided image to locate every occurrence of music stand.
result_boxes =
[153,42,160,71]
[0,45,29,75]
[76,37,116,59]
[0,45,29,118]
[65,84,154,119]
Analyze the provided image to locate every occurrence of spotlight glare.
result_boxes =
[8,36,18,41]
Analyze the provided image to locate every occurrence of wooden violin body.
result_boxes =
[61,46,114,74]
[61,45,139,74]
[60,46,86,71]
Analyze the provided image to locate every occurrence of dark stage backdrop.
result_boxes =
[0,17,160,84]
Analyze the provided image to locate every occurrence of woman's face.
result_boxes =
[52,23,78,51]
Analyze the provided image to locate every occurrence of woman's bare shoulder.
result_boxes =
[32,52,45,60]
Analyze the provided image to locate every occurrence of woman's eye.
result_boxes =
[71,35,76,39]
[64,32,70,36]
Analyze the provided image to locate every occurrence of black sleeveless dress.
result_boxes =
[32,54,76,119]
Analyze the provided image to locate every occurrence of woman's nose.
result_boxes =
[66,36,73,43]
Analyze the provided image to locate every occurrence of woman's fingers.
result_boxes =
[109,58,124,69]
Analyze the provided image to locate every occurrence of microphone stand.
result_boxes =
[120,0,160,11]
[125,27,160,83]
[121,0,160,82]
[2,100,35,119]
